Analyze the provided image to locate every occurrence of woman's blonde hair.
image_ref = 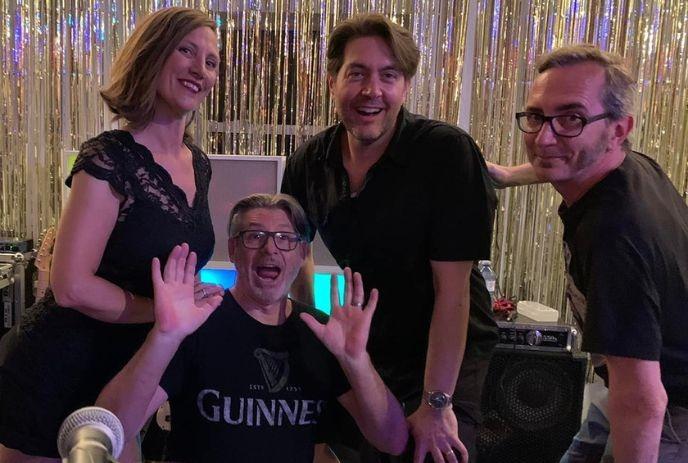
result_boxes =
[100,7,216,129]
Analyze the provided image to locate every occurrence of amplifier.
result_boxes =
[497,320,578,352]
[0,252,35,336]
[0,237,33,253]
[0,264,12,291]
[1,263,15,333]
[478,347,587,463]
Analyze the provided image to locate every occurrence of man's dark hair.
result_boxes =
[327,13,420,79]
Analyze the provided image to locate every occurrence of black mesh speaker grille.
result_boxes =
[478,348,587,463]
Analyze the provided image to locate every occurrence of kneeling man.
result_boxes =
[97,193,408,462]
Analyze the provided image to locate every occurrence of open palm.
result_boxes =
[300,267,378,363]
[152,243,222,340]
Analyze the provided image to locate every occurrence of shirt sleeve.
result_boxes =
[581,230,662,360]
[428,129,497,261]
[66,135,127,197]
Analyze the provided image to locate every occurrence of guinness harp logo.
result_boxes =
[254,348,290,393]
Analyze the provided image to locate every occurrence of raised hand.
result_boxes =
[151,243,222,341]
[300,267,378,364]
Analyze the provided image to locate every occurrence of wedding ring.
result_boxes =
[352,302,363,307]
[201,288,207,298]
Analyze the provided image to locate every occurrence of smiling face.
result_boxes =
[328,35,410,151]
[228,208,307,308]
[523,62,632,199]
[155,26,219,119]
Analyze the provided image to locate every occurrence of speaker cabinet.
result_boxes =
[478,347,588,463]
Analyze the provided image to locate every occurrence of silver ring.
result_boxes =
[443,449,455,457]
[352,302,363,307]
[201,288,207,298]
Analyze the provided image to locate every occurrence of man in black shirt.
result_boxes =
[282,13,498,463]
[489,45,688,462]
[96,194,408,462]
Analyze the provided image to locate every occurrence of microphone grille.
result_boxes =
[57,406,125,458]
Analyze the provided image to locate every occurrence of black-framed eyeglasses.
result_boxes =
[235,230,303,251]
[515,111,611,138]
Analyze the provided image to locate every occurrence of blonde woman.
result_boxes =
[0,7,221,462]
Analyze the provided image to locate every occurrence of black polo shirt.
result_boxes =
[281,108,498,400]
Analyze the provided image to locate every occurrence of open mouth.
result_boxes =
[255,265,281,280]
[180,79,201,93]
[356,107,383,116]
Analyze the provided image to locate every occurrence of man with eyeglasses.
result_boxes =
[96,193,409,462]
[489,44,688,463]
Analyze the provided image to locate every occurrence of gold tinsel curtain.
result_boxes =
[472,0,688,317]
[0,0,469,239]
[1,0,686,315]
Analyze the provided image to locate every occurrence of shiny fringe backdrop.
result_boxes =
[0,0,469,238]
[472,0,688,318]
[1,0,687,314]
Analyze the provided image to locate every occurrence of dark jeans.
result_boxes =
[328,356,492,463]
[560,383,688,463]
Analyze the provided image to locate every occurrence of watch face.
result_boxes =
[427,391,450,408]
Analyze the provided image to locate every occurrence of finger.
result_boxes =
[352,271,364,307]
[194,274,201,283]
[195,283,215,292]
[199,294,223,314]
[183,251,196,285]
[413,440,429,463]
[176,243,189,282]
[151,257,162,286]
[330,273,341,311]
[343,267,352,307]
[163,245,180,282]
[443,448,459,463]
[364,288,379,315]
[198,284,224,296]
[429,446,444,463]
[210,285,225,296]
[299,312,326,339]
[359,288,379,334]
[452,439,468,463]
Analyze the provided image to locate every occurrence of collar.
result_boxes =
[323,107,412,168]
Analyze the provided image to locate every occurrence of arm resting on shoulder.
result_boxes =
[606,355,667,463]
[51,171,153,323]
[486,161,542,188]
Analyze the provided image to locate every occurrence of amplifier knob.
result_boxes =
[526,330,542,346]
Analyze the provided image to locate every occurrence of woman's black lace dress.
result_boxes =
[0,130,215,457]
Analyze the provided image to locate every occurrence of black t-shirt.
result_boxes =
[560,151,688,407]
[160,293,350,463]
[281,108,498,400]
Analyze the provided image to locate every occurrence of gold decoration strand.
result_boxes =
[472,0,688,319]
[1,0,470,240]
[2,0,685,326]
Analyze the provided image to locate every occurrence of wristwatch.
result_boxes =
[424,390,453,409]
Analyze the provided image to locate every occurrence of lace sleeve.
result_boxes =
[65,133,127,197]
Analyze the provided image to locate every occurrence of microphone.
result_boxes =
[57,406,125,463]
